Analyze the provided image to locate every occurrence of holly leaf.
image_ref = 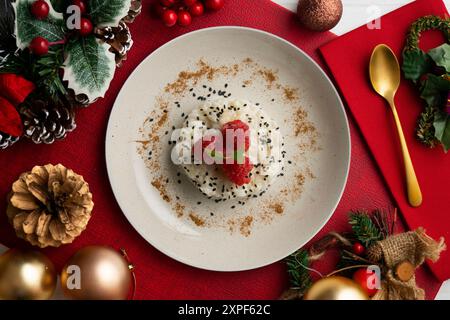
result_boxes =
[89,0,132,27]
[434,112,450,152]
[428,43,450,72]
[13,0,65,50]
[62,35,116,100]
[420,74,450,107]
[402,49,432,83]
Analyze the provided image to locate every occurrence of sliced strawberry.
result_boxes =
[222,119,250,152]
[222,156,254,186]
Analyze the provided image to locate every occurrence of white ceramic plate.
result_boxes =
[106,27,350,271]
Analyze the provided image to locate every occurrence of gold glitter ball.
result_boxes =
[297,0,343,32]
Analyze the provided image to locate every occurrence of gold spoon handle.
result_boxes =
[389,100,423,207]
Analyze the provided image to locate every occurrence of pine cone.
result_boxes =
[123,0,142,23]
[95,21,133,67]
[7,164,94,248]
[19,97,76,144]
[0,132,19,149]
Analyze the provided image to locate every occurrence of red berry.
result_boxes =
[352,242,365,255]
[189,2,204,16]
[205,0,224,11]
[29,37,49,55]
[72,0,87,14]
[79,17,93,36]
[222,156,254,186]
[162,9,178,27]
[353,268,379,297]
[183,0,197,6]
[177,11,192,27]
[31,0,49,20]
[160,0,176,7]
[222,120,250,152]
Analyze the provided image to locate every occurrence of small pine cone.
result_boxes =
[123,0,142,23]
[367,242,383,262]
[19,98,76,144]
[95,21,133,67]
[7,164,94,248]
[0,132,19,149]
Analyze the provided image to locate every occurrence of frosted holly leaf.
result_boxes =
[14,0,65,49]
[63,35,116,101]
[89,0,132,27]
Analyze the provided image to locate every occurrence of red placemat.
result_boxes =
[0,0,441,299]
[320,0,450,282]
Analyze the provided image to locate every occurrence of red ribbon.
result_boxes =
[0,74,35,137]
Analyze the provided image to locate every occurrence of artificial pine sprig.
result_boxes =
[0,45,66,100]
[286,249,312,291]
[348,210,383,248]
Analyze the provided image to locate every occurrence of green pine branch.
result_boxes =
[286,249,312,292]
[348,210,382,247]
[0,45,67,100]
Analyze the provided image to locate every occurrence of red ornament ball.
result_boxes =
[79,17,93,36]
[352,268,379,297]
[352,242,365,255]
[162,9,178,27]
[189,2,204,16]
[72,0,87,14]
[29,37,49,55]
[205,0,224,11]
[160,0,176,7]
[183,0,197,6]
[31,0,49,20]
[177,11,192,27]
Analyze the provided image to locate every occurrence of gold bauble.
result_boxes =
[0,250,57,300]
[304,276,369,300]
[61,246,132,300]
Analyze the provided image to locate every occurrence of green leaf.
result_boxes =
[13,0,66,49]
[63,35,116,100]
[428,43,450,72]
[420,74,450,107]
[434,112,450,152]
[402,49,432,82]
[89,0,131,27]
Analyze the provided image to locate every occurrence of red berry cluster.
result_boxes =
[155,0,225,27]
[29,0,93,56]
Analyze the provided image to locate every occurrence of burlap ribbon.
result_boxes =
[367,228,446,300]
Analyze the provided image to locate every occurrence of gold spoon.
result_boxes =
[369,44,423,207]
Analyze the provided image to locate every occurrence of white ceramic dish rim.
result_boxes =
[105,26,351,272]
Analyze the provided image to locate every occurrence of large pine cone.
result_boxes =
[0,132,19,149]
[7,164,94,248]
[95,21,133,67]
[19,98,76,144]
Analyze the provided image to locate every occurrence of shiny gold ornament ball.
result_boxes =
[61,246,132,300]
[304,276,369,300]
[297,0,343,32]
[0,250,57,300]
